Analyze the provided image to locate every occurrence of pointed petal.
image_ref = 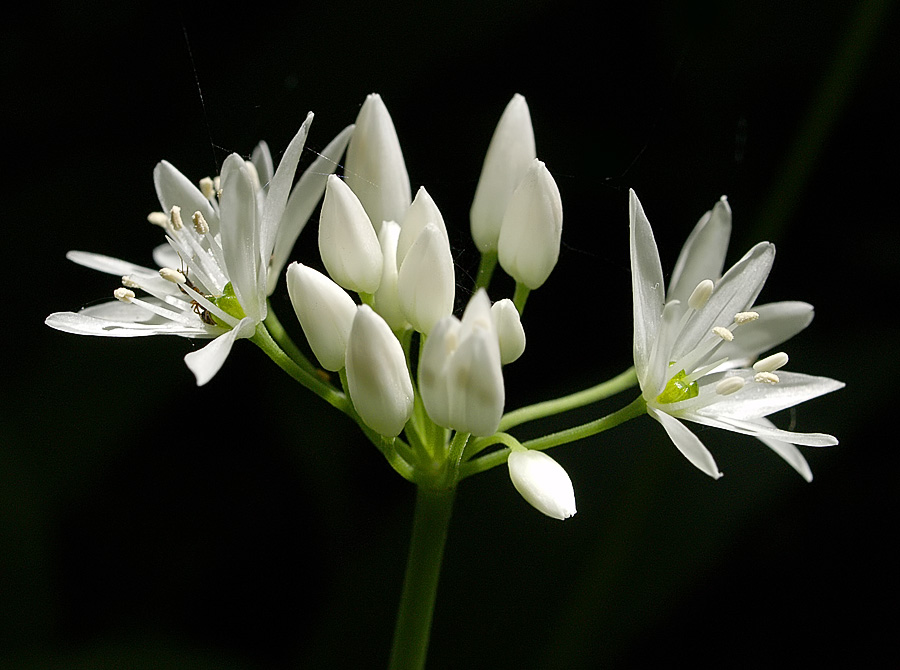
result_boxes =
[66,251,157,278]
[649,407,722,479]
[685,410,839,447]
[668,196,732,304]
[629,190,665,384]
[219,154,263,321]
[398,186,449,266]
[251,141,274,190]
[268,123,354,294]
[153,160,219,236]
[715,301,815,367]
[183,317,255,385]
[699,370,845,420]
[398,223,455,334]
[260,112,313,265]
[752,417,814,482]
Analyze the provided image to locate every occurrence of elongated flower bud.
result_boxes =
[398,186,449,266]
[318,175,383,294]
[470,94,536,253]
[398,223,455,334]
[508,450,577,520]
[286,263,357,371]
[498,159,563,289]
[491,298,526,364]
[419,290,504,436]
[372,220,408,331]
[345,305,414,437]
[345,93,411,229]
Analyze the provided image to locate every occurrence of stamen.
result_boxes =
[121,275,140,288]
[159,267,186,284]
[114,287,135,302]
[688,279,714,310]
[199,177,216,200]
[716,376,745,396]
[754,371,780,384]
[753,352,789,373]
[734,311,759,325]
[712,326,734,342]
[147,211,168,228]
[213,176,222,197]
[169,205,184,230]
[192,211,210,235]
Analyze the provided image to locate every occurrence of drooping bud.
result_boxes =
[286,263,358,371]
[491,298,526,364]
[318,175,383,294]
[397,223,455,334]
[508,450,577,520]
[345,305,414,437]
[497,159,563,289]
[470,94,536,253]
[345,93,411,229]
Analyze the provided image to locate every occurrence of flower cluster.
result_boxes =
[46,93,843,522]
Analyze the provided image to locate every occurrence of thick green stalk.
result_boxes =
[474,251,498,291]
[389,485,456,670]
[263,302,316,375]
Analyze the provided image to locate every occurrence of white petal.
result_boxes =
[219,154,263,322]
[418,315,460,429]
[183,317,255,386]
[251,141,274,191]
[751,417,814,482]
[372,221,408,331]
[268,124,354,294]
[629,190,665,384]
[470,93,536,253]
[648,406,722,479]
[668,196,732,304]
[445,327,505,436]
[45,310,208,337]
[685,410,839,447]
[698,370,845,420]
[153,160,219,236]
[715,301,815,367]
[491,299,526,364]
[345,93,411,229]
[398,223,455,334]
[66,251,156,278]
[508,450,577,520]
[398,186,449,266]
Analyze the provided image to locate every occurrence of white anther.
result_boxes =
[753,351,789,373]
[199,177,216,200]
[147,211,169,227]
[688,279,715,310]
[192,211,210,235]
[121,275,140,288]
[169,205,184,230]
[716,376,746,396]
[754,371,780,384]
[734,311,759,324]
[712,326,734,342]
[114,287,135,302]
[159,267,186,284]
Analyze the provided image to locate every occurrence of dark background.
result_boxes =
[3,0,896,667]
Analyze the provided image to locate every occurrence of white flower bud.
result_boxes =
[345,93,411,229]
[508,450,577,520]
[398,223,455,334]
[498,159,563,289]
[419,290,504,436]
[470,94,536,253]
[398,186,449,266]
[318,175,383,294]
[345,305,414,437]
[372,220,408,331]
[286,263,357,371]
[491,298,526,364]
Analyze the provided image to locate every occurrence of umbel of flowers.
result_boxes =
[46,91,844,670]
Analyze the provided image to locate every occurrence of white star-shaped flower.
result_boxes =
[46,114,352,385]
[629,190,844,481]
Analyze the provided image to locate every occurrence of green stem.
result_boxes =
[512,282,530,314]
[461,395,647,479]
[389,485,456,670]
[498,366,638,432]
[474,251,498,291]
[263,302,316,375]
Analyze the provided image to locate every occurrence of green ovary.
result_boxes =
[212,282,247,326]
[656,369,699,404]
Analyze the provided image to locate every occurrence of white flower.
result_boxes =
[344,93,411,230]
[508,450,577,520]
[345,305,415,437]
[497,158,563,289]
[470,93,536,253]
[629,190,844,481]
[46,114,349,385]
[397,222,455,335]
[419,290,505,436]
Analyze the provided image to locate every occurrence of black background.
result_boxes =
[3,1,896,667]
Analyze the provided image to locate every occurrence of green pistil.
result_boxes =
[212,282,246,326]
[656,369,699,404]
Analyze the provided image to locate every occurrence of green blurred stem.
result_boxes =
[513,282,530,314]
[462,395,647,479]
[474,250,498,291]
[389,486,456,670]
[263,301,317,375]
[498,366,638,433]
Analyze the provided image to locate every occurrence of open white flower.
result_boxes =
[46,114,351,385]
[630,190,844,481]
